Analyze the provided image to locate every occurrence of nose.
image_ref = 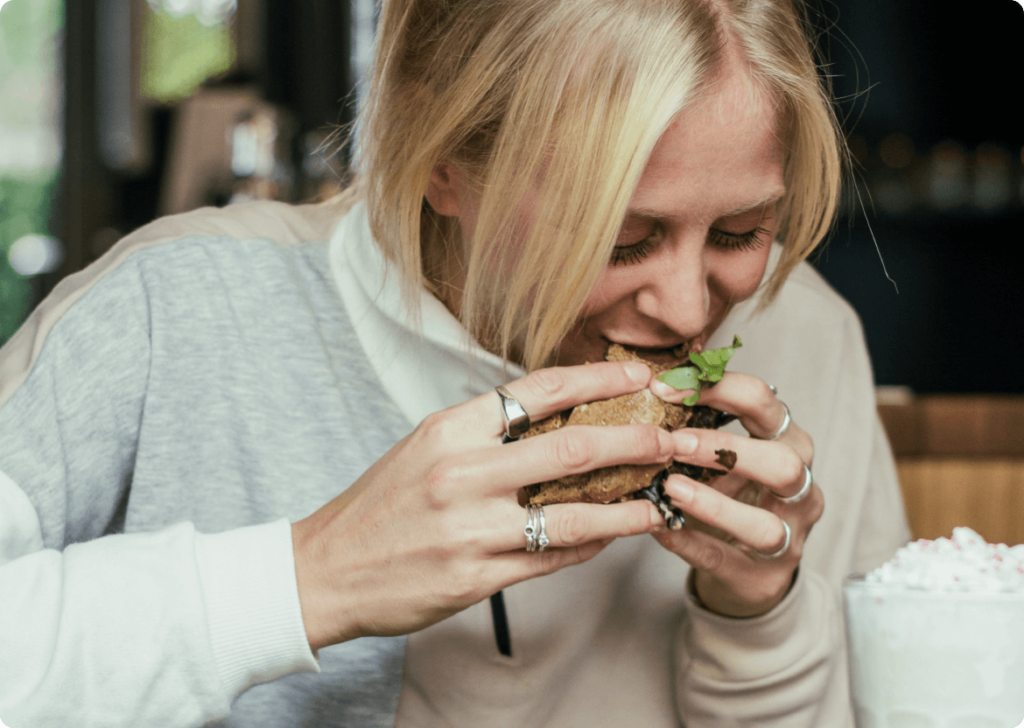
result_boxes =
[633,237,712,341]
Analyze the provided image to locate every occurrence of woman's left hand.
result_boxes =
[648,373,823,618]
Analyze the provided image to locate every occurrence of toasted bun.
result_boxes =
[520,344,734,506]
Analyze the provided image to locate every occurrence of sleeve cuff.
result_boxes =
[681,568,838,682]
[194,518,320,699]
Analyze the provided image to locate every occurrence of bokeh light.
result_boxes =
[8,234,63,276]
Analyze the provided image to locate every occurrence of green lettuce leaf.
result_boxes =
[657,336,742,405]
[658,365,702,392]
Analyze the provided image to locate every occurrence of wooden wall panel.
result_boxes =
[896,459,1024,546]
[878,396,1024,547]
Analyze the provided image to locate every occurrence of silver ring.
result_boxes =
[756,400,791,441]
[524,504,549,552]
[768,384,778,395]
[755,520,791,560]
[776,463,813,505]
[495,385,530,442]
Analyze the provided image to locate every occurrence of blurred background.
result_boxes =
[0,0,1021,542]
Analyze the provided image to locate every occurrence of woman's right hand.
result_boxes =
[291,360,671,651]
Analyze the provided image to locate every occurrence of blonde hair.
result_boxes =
[348,0,843,371]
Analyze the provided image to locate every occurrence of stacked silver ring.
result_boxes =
[524,504,549,552]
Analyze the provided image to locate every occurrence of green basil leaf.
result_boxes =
[658,366,702,391]
[687,335,743,382]
[657,336,742,400]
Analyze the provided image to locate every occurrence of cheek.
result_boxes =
[710,247,772,302]
[577,268,635,317]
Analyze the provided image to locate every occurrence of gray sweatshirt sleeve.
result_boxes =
[0,254,317,727]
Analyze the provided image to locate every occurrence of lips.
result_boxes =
[602,335,706,363]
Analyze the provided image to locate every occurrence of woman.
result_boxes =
[0,0,909,725]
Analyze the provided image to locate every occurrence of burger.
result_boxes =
[519,338,745,530]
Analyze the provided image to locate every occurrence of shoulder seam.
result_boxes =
[0,232,184,410]
[0,199,346,410]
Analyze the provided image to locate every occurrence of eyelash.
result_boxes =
[708,225,770,252]
[610,224,771,266]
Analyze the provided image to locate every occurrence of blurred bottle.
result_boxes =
[205,107,294,207]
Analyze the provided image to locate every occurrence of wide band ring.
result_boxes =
[756,400,791,441]
[776,463,814,505]
[524,504,549,552]
[495,385,531,442]
[755,520,791,560]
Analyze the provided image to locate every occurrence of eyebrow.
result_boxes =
[625,189,786,222]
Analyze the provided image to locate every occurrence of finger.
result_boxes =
[652,528,796,616]
[469,361,651,440]
[661,474,793,555]
[436,423,675,498]
[650,526,772,584]
[692,374,811,449]
[670,428,810,499]
[653,372,801,441]
[489,499,661,553]
[410,360,653,455]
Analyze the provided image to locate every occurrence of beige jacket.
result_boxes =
[377,230,912,726]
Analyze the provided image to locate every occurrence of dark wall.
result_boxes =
[810,0,1024,393]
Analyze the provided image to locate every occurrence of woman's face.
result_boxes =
[555,70,785,366]
[428,67,785,366]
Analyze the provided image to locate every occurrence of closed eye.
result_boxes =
[708,225,770,252]
[610,222,664,266]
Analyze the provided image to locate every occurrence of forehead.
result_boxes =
[629,68,784,221]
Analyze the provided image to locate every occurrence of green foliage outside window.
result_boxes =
[0,177,58,343]
[0,0,63,345]
[142,7,235,103]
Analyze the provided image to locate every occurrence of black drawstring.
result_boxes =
[489,590,512,656]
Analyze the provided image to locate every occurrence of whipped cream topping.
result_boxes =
[866,527,1024,593]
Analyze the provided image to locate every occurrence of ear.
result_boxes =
[424,162,468,217]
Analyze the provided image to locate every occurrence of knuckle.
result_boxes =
[633,425,666,459]
[755,519,784,552]
[417,409,460,446]
[803,436,815,465]
[808,488,825,522]
[779,451,806,491]
[555,508,592,545]
[450,561,487,604]
[527,368,567,400]
[788,536,805,562]
[552,431,594,472]
[422,458,461,507]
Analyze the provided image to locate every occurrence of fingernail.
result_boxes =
[649,378,675,398]
[625,362,652,385]
[674,431,698,455]
[668,480,695,504]
[648,503,662,523]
